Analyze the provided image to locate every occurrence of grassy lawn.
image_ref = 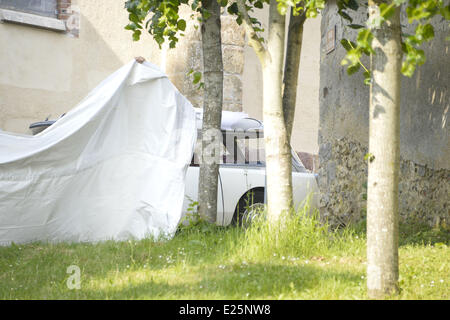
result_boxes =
[0,209,448,300]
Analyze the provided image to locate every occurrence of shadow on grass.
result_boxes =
[5,218,446,299]
[398,223,449,246]
[347,219,449,246]
[0,225,365,299]
[78,263,363,299]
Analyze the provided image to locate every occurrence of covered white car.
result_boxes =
[0,61,197,244]
[183,110,319,226]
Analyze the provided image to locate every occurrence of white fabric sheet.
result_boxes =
[0,61,197,245]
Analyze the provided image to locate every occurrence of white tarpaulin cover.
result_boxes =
[0,61,196,245]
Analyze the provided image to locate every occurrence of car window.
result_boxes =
[190,130,306,171]
[233,132,265,165]
[291,150,307,172]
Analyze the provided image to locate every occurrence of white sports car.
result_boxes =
[182,110,319,226]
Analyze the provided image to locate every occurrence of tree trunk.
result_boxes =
[198,0,223,223]
[283,6,306,141]
[366,1,402,298]
[236,0,294,221]
[263,0,292,222]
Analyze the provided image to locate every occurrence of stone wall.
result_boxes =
[319,1,449,227]
[318,137,449,227]
[166,9,245,112]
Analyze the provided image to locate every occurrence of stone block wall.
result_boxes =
[319,1,449,227]
[166,9,245,112]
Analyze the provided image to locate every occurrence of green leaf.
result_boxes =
[228,2,238,15]
[402,61,416,77]
[154,34,164,46]
[191,0,200,11]
[347,63,360,75]
[357,29,374,53]
[193,71,202,84]
[177,19,186,31]
[363,71,371,85]
[129,12,140,24]
[236,15,243,25]
[132,30,142,41]
[254,1,263,9]
[307,9,318,18]
[338,10,353,22]
[346,48,362,66]
[406,5,432,23]
[380,3,395,20]
[346,0,359,11]
[440,4,450,20]
[250,17,261,26]
[202,9,211,20]
[277,2,288,16]
[340,39,356,51]
[125,23,137,31]
[419,24,434,41]
[347,24,365,29]
[364,153,375,163]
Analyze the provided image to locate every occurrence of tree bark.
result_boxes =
[237,0,294,221]
[198,0,223,223]
[283,6,306,141]
[263,0,292,221]
[366,1,402,298]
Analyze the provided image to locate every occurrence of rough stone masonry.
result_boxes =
[319,1,449,228]
[165,7,245,112]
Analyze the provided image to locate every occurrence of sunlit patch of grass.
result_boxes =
[0,204,448,300]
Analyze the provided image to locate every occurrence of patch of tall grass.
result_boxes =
[232,196,365,261]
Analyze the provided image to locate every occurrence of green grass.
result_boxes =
[0,206,448,300]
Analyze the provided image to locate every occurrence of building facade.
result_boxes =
[0,0,321,162]
[318,1,449,227]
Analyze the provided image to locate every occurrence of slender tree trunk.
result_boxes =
[237,0,294,221]
[198,0,223,223]
[367,1,402,298]
[263,0,292,222]
[283,6,306,141]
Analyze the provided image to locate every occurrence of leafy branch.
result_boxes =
[333,0,449,79]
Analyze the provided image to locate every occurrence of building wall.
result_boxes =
[165,5,321,158]
[164,7,246,113]
[0,2,321,164]
[0,0,162,133]
[318,1,449,227]
[242,8,321,156]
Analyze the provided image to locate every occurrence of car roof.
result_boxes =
[194,108,264,133]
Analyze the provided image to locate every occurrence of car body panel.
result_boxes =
[181,113,319,226]
[182,164,319,226]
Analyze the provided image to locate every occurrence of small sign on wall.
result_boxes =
[326,25,336,54]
